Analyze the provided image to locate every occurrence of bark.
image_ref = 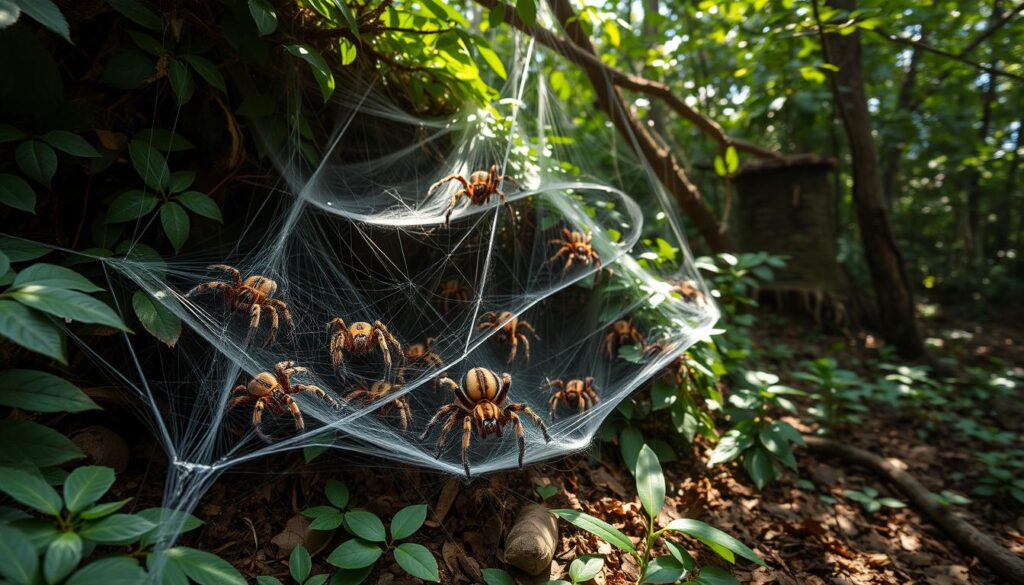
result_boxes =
[816,0,925,358]
[965,69,997,264]
[992,115,1023,256]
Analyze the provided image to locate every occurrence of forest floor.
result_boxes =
[84,302,1023,585]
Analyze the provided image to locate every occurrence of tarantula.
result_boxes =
[546,377,600,420]
[437,278,469,312]
[345,380,412,432]
[429,164,519,227]
[328,318,403,379]
[420,367,551,478]
[478,311,538,364]
[228,361,336,442]
[188,264,293,344]
[548,228,602,276]
[398,337,445,382]
[603,319,646,359]
[674,280,708,305]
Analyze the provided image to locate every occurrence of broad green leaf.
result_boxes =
[63,466,115,514]
[79,514,155,544]
[636,444,665,519]
[167,60,194,105]
[481,568,516,585]
[160,202,189,253]
[329,0,359,36]
[338,38,357,65]
[181,55,226,92]
[163,546,246,585]
[102,50,156,89]
[11,518,60,553]
[488,3,505,30]
[0,420,83,466]
[176,191,222,222]
[15,141,57,187]
[17,0,69,42]
[664,541,694,571]
[568,555,603,582]
[662,519,763,565]
[257,577,285,585]
[134,128,194,152]
[44,532,82,583]
[326,538,383,569]
[328,566,373,585]
[515,0,536,27]
[743,448,775,490]
[549,509,636,553]
[127,140,170,191]
[137,508,203,546]
[725,146,739,173]
[0,300,64,362]
[309,510,345,531]
[106,190,159,223]
[0,124,27,142]
[0,369,99,413]
[0,237,48,262]
[248,0,277,35]
[104,0,161,30]
[325,479,349,509]
[0,524,39,585]
[0,466,62,515]
[692,566,740,585]
[9,285,127,329]
[79,498,131,520]
[13,264,103,292]
[0,251,8,277]
[344,510,386,542]
[393,543,439,582]
[619,425,644,475]
[289,544,311,583]
[167,170,195,193]
[713,156,726,177]
[131,290,181,347]
[284,44,335,102]
[758,423,797,470]
[41,131,99,158]
[473,37,507,79]
[0,174,36,213]
[640,555,687,584]
[65,556,146,585]
[390,504,427,540]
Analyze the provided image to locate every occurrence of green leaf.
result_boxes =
[636,444,665,519]
[104,0,161,30]
[247,0,277,35]
[329,0,359,37]
[163,546,245,585]
[344,510,386,542]
[9,285,127,329]
[515,0,536,27]
[549,509,636,553]
[160,202,190,253]
[325,479,349,509]
[284,44,335,102]
[127,139,170,191]
[724,146,739,174]
[482,568,516,585]
[664,541,694,571]
[707,430,752,466]
[0,466,62,515]
[63,466,115,514]
[662,519,763,565]
[0,420,83,466]
[290,544,311,583]
[713,156,726,177]
[175,191,222,222]
[304,506,345,531]
[181,55,226,92]
[44,532,82,584]
[257,577,285,585]
[0,238,49,262]
[79,498,131,520]
[41,131,99,158]
[15,141,57,187]
[692,566,740,585]
[568,555,603,582]
[326,538,383,569]
[758,423,797,471]
[473,37,507,80]
[743,448,775,490]
[0,124,28,143]
[136,508,203,546]
[102,49,155,89]
[13,264,103,292]
[131,290,181,347]
[393,543,439,582]
[0,300,64,362]
[0,174,36,213]
[640,555,687,584]
[167,60,194,106]
[0,369,98,413]
[106,190,159,223]
[167,170,195,193]
[390,504,427,541]
[134,128,194,152]
[328,566,373,585]
[488,2,505,29]
[0,251,8,278]
[619,425,644,475]
[338,38,357,65]
[17,0,70,42]
[0,524,39,585]
[79,514,155,544]
[65,557,145,585]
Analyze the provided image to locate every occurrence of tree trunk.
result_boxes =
[965,72,996,265]
[880,40,924,209]
[993,114,1023,259]
[816,0,925,358]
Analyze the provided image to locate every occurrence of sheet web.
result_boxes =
[96,22,719,487]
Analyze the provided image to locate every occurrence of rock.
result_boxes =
[503,504,558,576]
[70,426,130,473]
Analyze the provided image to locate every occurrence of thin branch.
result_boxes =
[871,27,1024,82]
[959,0,1024,55]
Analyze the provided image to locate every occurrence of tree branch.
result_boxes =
[870,27,1024,82]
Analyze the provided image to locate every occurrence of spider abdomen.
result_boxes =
[465,367,501,402]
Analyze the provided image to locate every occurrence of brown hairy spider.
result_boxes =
[603,319,646,360]
[420,367,551,478]
[229,361,336,442]
[437,278,469,312]
[478,311,538,364]
[398,337,445,383]
[328,318,403,379]
[345,380,412,432]
[674,280,708,305]
[188,264,293,344]
[548,228,602,276]
[429,164,519,227]
[546,377,600,420]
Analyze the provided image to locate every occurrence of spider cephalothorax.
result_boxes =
[546,377,600,420]
[603,318,646,360]
[429,164,519,227]
[437,278,469,312]
[188,264,294,344]
[328,318,403,379]
[674,280,708,305]
[478,311,538,364]
[402,338,443,372]
[228,361,335,442]
[548,228,602,277]
[345,380,412,432]
[420,367,551,478]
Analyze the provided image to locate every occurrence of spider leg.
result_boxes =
[428,174,470,195]
[506,403,552,443]
[419,403,458,440]
[294,384,337,409]
[519,321,538,338]
[443,189,468,227]
[495,372,512,405]
[431,411,462,458]
[227,394,253,410]
[547,247,570,266]
[548,392,560,420]
[282,393,305,433]
[497,175,521,190]
[495,189,516,228]
[209,264,242,285]
[231,384,248,395]
[396,397,412,432]
[345,388,369,402]
[517,333,531,364]
[507,332,518,364]
[266,299,293,339]
[461,415,473,479]
[186,281,230,297]
[264,304,280,346]
[603,332,616,359]
[562,255,577,275]
[508,411,527,468]
[328,318,348,376]
[253,397,271,442]
[247,303,261,342]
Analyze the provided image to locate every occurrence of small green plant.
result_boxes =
[793,357,867,432]
[842,487,906,515]
[549,444,764,584]
[928,490,970,508]
[488,555,605,585]
[324,501,439,583]
[257,544,329,585]
[969,451,1024,503]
